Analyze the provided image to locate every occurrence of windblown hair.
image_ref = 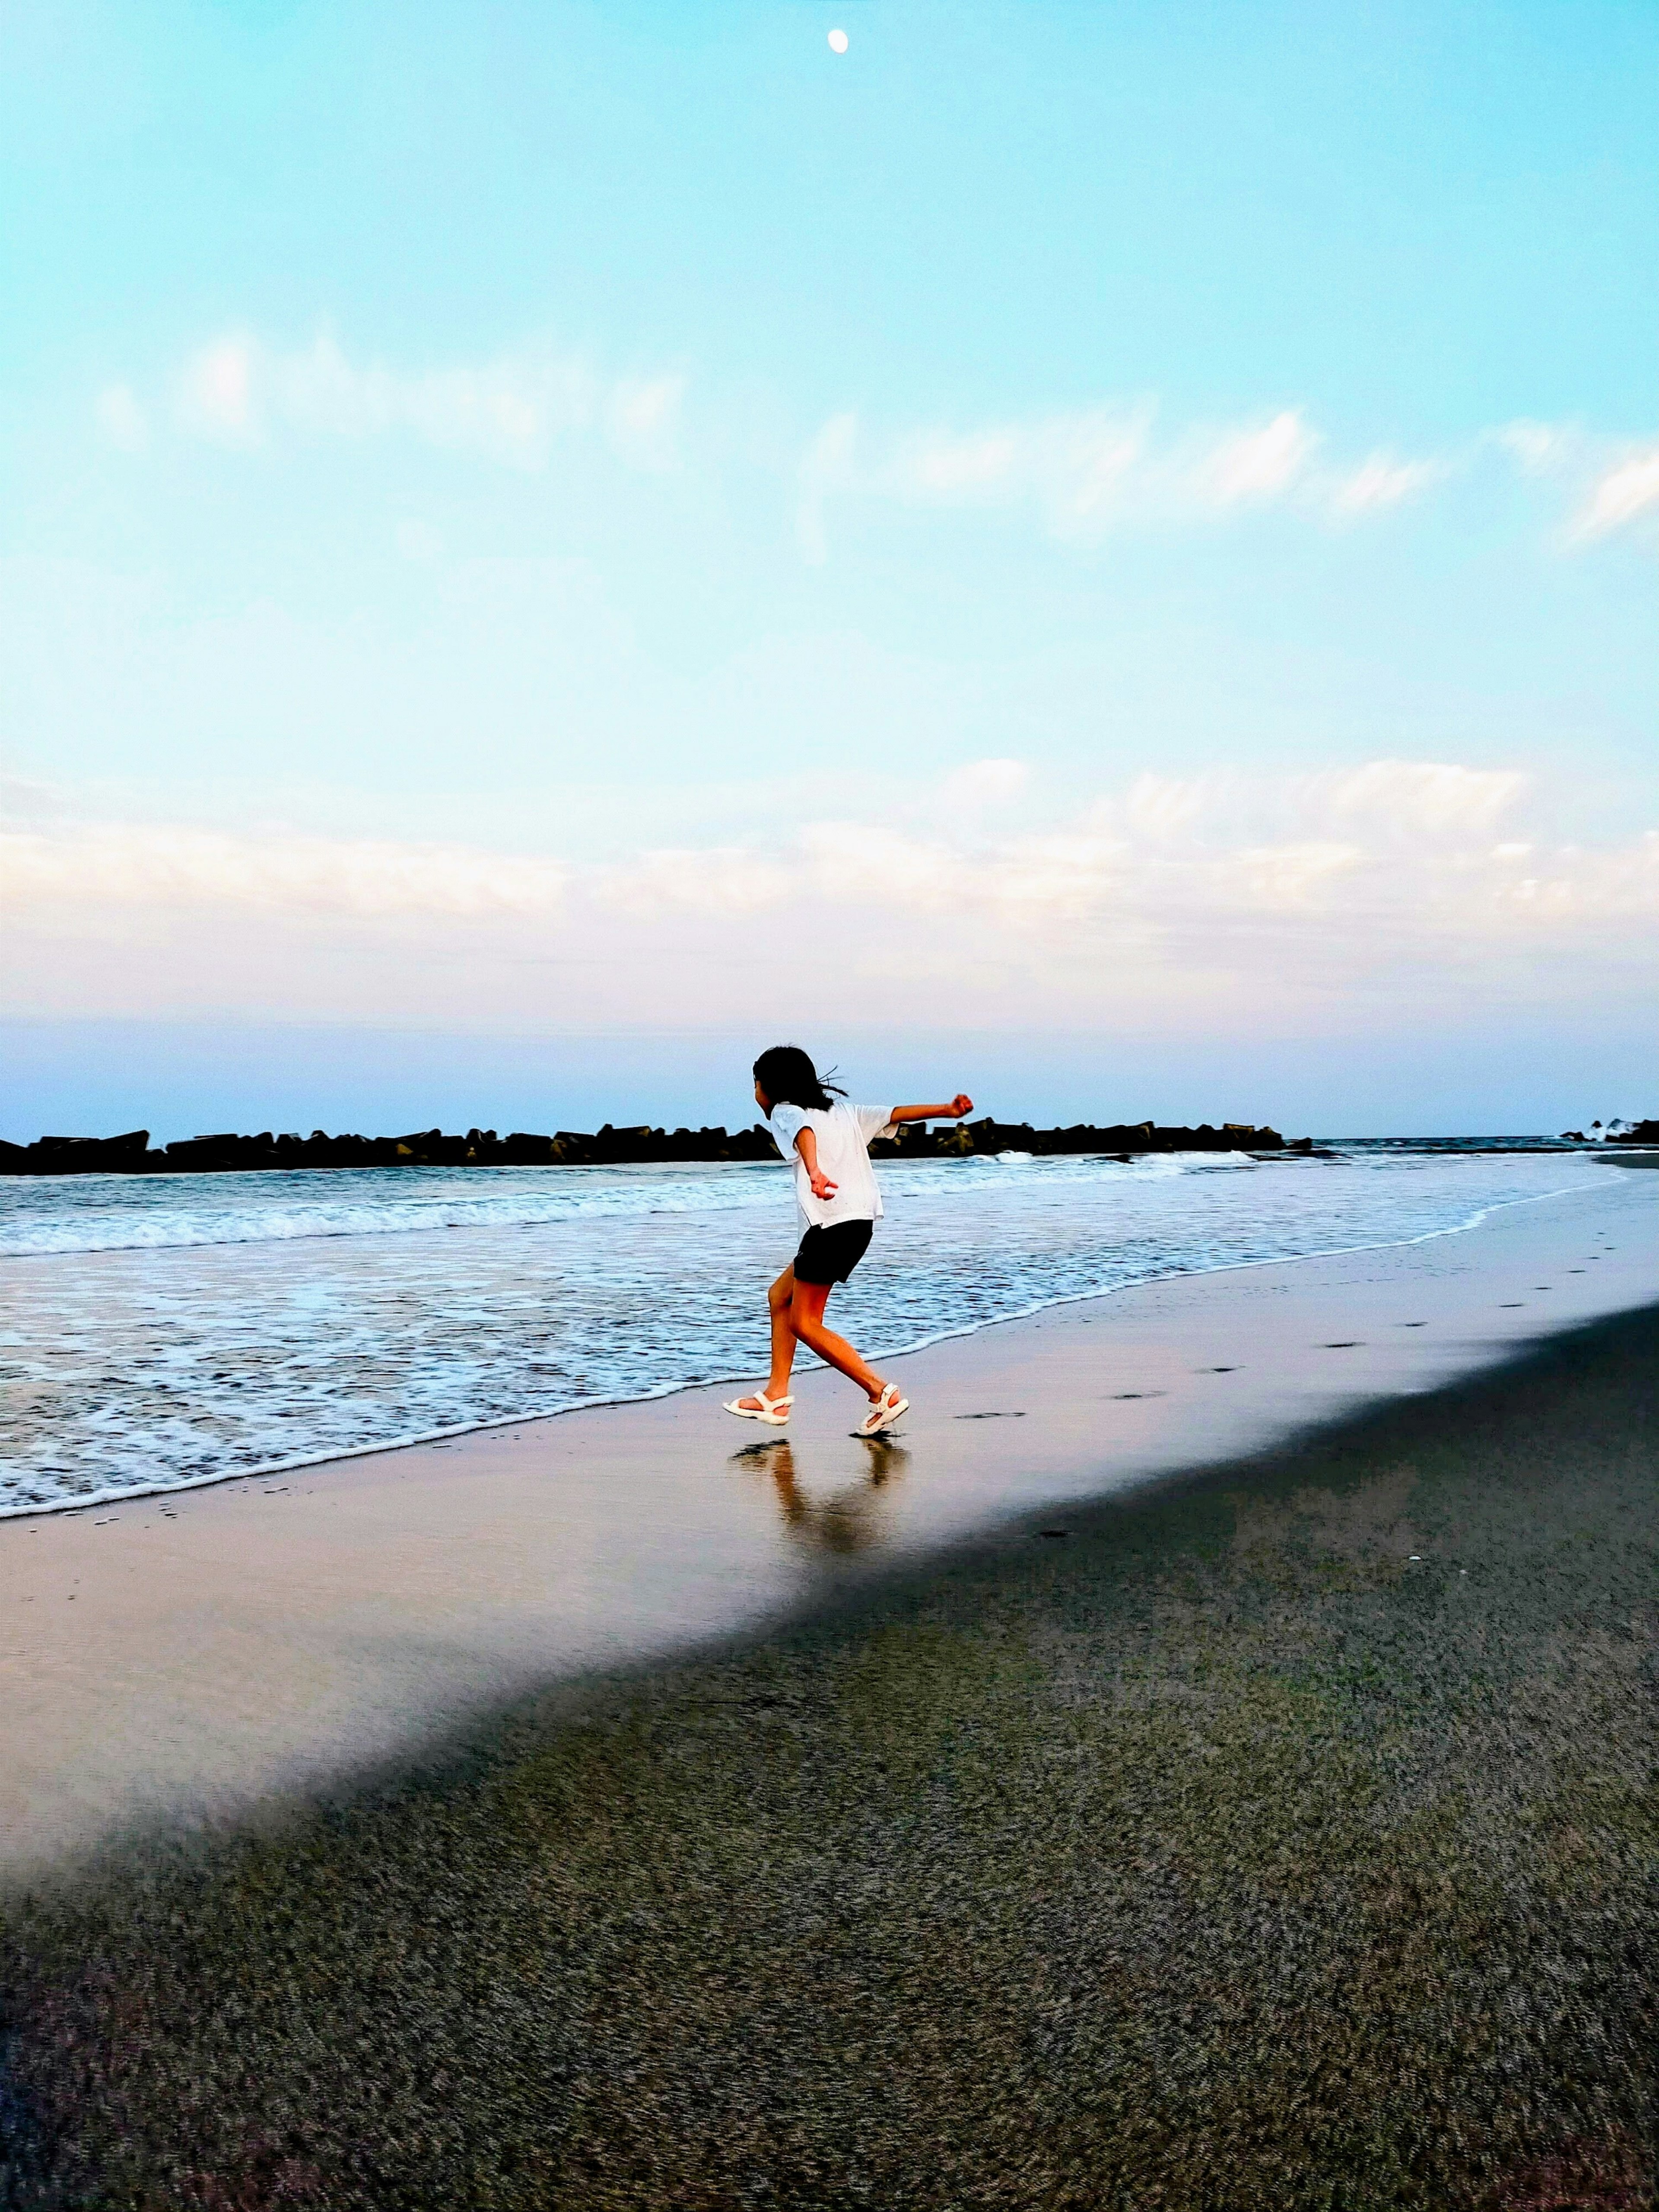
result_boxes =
[753,1045,845,1114]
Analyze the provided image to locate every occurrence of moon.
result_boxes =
[827,27,849,53]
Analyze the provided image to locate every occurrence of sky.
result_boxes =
[2,0,1655,1138]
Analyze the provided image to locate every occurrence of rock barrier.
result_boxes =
[0,1118,1306,1176]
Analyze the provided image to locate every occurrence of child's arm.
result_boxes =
[795,1126,838,1201]
[887,1093,974,1125]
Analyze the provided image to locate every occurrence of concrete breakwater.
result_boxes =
[0,1116,1310,1176]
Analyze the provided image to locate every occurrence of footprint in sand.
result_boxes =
[1398,1322,1427,1328]
[1109,1390,1168,1400]
[1499,1303,1524,1309]
[1322,1341,1361,1349]
[1205,1365,1240,1372]
[955,1411,1027,1420]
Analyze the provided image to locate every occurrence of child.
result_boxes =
[724,1045,974,1436]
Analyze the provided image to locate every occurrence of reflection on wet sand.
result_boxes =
[730,1437,911,1554]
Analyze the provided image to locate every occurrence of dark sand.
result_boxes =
[3,1308,1655,2210]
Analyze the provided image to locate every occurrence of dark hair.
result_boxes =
[753,1044,845,1114]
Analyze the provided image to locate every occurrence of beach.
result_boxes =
[1,1166,1654,2211]
[2,1167,1654,1878]
[8,0,1653,2196]
[2,1262,1653,2202]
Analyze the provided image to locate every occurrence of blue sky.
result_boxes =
[2,0,1655,1135]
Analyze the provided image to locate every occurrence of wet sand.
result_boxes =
[2,1173,1655,1876]
[3,1297,1653,2206]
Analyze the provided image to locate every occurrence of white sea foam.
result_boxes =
[0,1167,779,1256]
[0,1149,1192,1257]
[0,1148,1604,1516]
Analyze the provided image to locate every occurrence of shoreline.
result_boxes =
[2,1136,1643,1184]
[5,1300,1654,2206]
[2,1171,1654,1878]
[0,1167,1634,1526]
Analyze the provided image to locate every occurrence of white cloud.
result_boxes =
[902,428,1023,496]
[10,765,1654,1022]
[168,331,683,473]
[1120,772,1219,842]
[1573,445,1659,540]
[1,774,73,821]
[1305,759,1529,838]
[1494,419,1577,474]
[939,758,1031,814]
[795,397,1659,559]
[3,824,566,918]
[1095,760,1529,854]
[1235,840,1363,907]
[607,376,685,470]
[890,409,1150,538]
[19,753,1620,1031]
[127,334,1650,561]
[1332,454,1442,512]
[798,399,1449,555]
[602,846,794,917]
[798,820,973,910]
[1491,419,1659,546]
[1059,420,1150,521]
[94,383,149,454]
[178,335,262,445]
[1491,833,1659,921]
[1198,409,1317,504]
[981,830,1127,920]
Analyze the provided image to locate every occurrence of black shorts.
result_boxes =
[793,1219,874,1286]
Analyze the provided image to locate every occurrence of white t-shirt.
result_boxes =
[769,1100,897,1233]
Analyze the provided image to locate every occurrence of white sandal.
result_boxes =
[723,1388,794,1426]
[858,1382,909,1436]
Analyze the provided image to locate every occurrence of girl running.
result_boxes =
[724,1045,974,1436]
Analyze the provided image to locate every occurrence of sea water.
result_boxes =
[0,1145,1609,1514]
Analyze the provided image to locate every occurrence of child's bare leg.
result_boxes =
[764,1267,799,1396]
[788,1280,887,1400]
[734,1267,799,1412]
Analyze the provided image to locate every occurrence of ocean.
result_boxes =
[0,1144,1610,1516]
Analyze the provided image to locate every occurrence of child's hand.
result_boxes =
[947,1093,974,1119]
[810,1171,839,1201]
